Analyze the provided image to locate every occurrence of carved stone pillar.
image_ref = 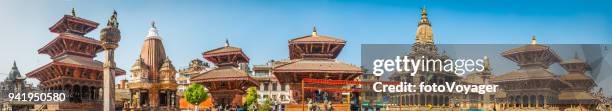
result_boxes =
[149,88,159,108]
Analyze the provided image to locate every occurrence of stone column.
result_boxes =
[535,95,539,108]
[149,88,159,108]
[100,10,120,111]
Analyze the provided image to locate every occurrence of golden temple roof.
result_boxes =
[415,7,434,44]
[26,55,126,77]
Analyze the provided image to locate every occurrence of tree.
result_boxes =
[185,84,208,111]
[258,98,272,111]
[243,87,258,111]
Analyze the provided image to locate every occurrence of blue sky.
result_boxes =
[0,0,610,94]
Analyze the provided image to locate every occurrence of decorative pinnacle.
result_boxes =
[71,8,76,17]
[107,10,119,28]
[531,35,537,45]
[484,56,490,68]
[574,51,580,59]
[312,26,318,37]
[224,38,230,47]
[421,6,427,16]
[12,60,17,69]
[418,6,430,26]
[151,21,156,28]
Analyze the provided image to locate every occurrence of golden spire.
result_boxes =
[421,6,427,17]
[415,6,433,44]
[312,26,318,37]
[71,8,76,17]
[418,6,430,26]
[531,35,537,45]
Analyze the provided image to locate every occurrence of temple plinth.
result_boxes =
[191,39,258,108]
[26,10,126,110]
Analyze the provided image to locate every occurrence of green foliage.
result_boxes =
[258,98,272,111]
[184,84,208,106]
[360,66,369,73]
[243,87,258,111]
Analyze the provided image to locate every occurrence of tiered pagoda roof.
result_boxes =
[558,53,597,102]
[202,39,250,67]
[493,36,564,82]
[191,39,257,89]
[27,12,125,88]
[288,27,346,60]
[559,53,594,84]
[274,28,361,84]
[190,66,256,84]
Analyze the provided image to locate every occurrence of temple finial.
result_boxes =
[71,8,76,17]
[484,56,490,67]
[12,60,17,68]
[421,6,427,15]
[312,26,318,37]
[107,10,119,27]
[531,35,537,45]
[146,21,160,38]
[574,51,579,59]
[224,38,230,47]
[418,6,430,26]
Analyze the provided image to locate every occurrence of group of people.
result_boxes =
[211,105,246,111]
[307,99,335,111]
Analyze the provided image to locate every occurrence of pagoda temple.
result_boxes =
[492,36,571,109]
[126,22,178,110]
[191,39,258,109]
[26,9,126,110]
[557,53,599,107]
[272,27,362,103]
